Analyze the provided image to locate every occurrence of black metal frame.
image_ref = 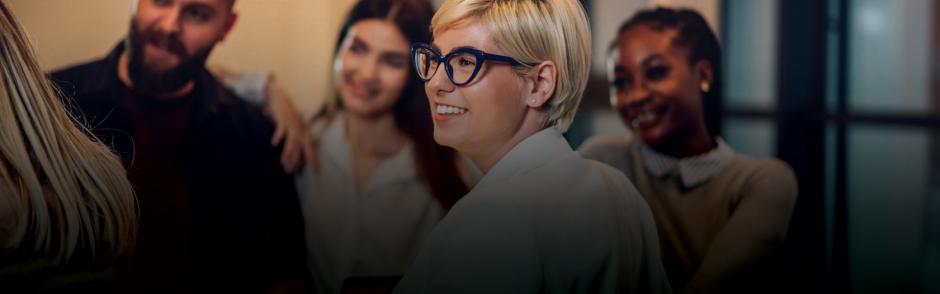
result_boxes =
[722,0,940,292]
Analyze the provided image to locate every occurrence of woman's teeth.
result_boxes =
[631,110,658,128]
[436,105,468,115]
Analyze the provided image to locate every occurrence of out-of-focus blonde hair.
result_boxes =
[431,0,592,132]
[0,2,136,265]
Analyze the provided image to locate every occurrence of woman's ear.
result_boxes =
[695,59,714,92]
[525,61,557,108]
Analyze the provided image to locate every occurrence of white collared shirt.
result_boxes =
[640,138,736,188]
[394,128,669,294]
[296,115,445,294]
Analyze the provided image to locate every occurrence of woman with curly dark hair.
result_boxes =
[580,7,799,293]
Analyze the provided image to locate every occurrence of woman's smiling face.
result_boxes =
[335,19,411,119]
[611,24,709,149]
[424,19,529,154]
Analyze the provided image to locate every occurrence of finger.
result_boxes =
[287,134,306,173]
[280,138,299,173]
[282,152,299,174]
[280,151,292,174]
[281,137,296,172]
[272,124,286,146]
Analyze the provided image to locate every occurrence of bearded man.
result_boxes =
[51,0,306,292]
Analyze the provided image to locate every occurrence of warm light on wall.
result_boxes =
[5,0,361,116]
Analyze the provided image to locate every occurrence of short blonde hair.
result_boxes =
[431,0,592,132]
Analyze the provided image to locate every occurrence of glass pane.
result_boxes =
[723,118,775,157]
[723,0,778,110]
[848,0,934,113]
[824,124,837,274]
[847,126,939,293]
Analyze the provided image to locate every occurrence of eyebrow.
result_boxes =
[354,35,409,57]
[352,36,369,47]
[186,3,217,15]
[428,43,482,55]
[380,51,409,59]
[641,54,665,68]
[451,46,480,52]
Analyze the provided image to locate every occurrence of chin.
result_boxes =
[141,62,175,76]
[639,133,665,148]
[637,125,671,148]
[347,108,387,119]
[432,128,462,150]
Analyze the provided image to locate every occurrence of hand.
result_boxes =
[265,77,317,173]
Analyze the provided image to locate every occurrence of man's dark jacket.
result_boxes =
[50,44,306,292]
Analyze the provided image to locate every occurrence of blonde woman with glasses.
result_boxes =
[0,2,136,291]
[395,0,669,293]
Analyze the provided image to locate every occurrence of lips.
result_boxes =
[432,102,468,122]
[147,33,187,56]
[144,42,179,61]
[624,103,668,130]
[436,104,467,115]
[340,70,381,101]
[347,85,376,100]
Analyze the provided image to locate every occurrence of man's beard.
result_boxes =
[125,22,214,95]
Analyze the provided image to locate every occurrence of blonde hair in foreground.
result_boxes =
[431,0,592,132]
[0,2,136,264]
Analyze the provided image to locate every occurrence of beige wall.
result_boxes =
[6,0,359,114]
[7,0,130,71]
[6,0,716,114]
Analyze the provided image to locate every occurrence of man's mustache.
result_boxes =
[140,30,189,60]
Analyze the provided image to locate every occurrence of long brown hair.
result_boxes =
[0,2,136,265]
[321,0,468,208]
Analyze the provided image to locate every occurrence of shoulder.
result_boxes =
[530,157,658,266]
[539,155,647,213]
[731,155,796,183]
[191,75,281,164]
[580,158,633,190]
[578,134,637,158]
[573,158,659,248]
[579,158,650,211]
[578,134,641,177]
[49,58,106,82]
[48,58,109,96]
[225,93,270,126]
[725,154,798,197]
[206,74,274,132]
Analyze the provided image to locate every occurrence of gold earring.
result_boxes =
[700,81,711,93]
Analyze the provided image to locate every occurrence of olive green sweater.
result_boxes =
[580,135,798,294]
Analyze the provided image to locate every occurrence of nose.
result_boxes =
[618,79,652,109]
[356,55,380,86]
[426,62,454,97]
[155,6,183,36]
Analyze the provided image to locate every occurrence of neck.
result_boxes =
[652,124,716,158]
[345,111,407,156]
[118,52,195,99]
[465,111,545,174]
